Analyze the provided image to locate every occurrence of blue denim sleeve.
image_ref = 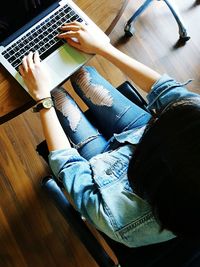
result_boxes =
[48,149,115,233]
[147,74,198,112]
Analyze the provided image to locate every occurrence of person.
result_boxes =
[19,21,200,248]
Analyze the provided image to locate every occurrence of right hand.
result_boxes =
[57,21,111,55]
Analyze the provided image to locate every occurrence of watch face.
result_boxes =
[43,98,53,108]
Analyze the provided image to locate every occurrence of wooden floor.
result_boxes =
[0,0,200,266]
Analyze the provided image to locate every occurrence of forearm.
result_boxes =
[58,22,161,92]
[97,44,161,93]
[40,107,71,152]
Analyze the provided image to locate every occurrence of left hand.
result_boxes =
[19,51,51,101]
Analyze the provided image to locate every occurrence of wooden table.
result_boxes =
[0,0,128,124]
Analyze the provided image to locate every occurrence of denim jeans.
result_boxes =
[51,66,151,160]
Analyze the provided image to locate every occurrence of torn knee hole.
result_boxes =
[52,87,81,132]
[72,68,113,107]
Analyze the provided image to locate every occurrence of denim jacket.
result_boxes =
[49,74,200,247]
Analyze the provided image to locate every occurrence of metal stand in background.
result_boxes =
[124,0,190,42]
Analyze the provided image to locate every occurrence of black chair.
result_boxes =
[38,81,200,267]
[124,0,190,42]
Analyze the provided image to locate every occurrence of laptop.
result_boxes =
[0,0,108,93]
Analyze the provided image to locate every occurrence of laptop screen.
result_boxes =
[0,0,58,44]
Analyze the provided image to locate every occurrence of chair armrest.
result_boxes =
[116,81,148,111]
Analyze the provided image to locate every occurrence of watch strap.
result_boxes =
[32,97,54,112]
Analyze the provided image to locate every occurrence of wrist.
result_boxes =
[36,96,52,104]
[34,91,51,102]
[96,43,114,56]
[40,105,55,113]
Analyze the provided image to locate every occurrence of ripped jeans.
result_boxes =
[51,66,151,160]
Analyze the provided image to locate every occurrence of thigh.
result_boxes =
[70,66,152,139]
[51,87,108,160]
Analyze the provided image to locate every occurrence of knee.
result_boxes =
[51,87,71,109]
[51,87,82,132]
[70,66,95,87]
[71,67,113,107]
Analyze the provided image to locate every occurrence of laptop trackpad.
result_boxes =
[44,44,89,88]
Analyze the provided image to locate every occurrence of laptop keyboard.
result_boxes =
[2,5,83,70]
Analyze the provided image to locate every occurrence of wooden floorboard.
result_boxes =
[0,0,199,266]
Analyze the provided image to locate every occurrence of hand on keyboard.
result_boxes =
[57,21,110,55]
[19,51,51,101]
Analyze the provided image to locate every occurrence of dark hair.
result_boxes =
[128,98,200,238]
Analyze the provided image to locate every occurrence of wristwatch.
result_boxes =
[32,97,54,112]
